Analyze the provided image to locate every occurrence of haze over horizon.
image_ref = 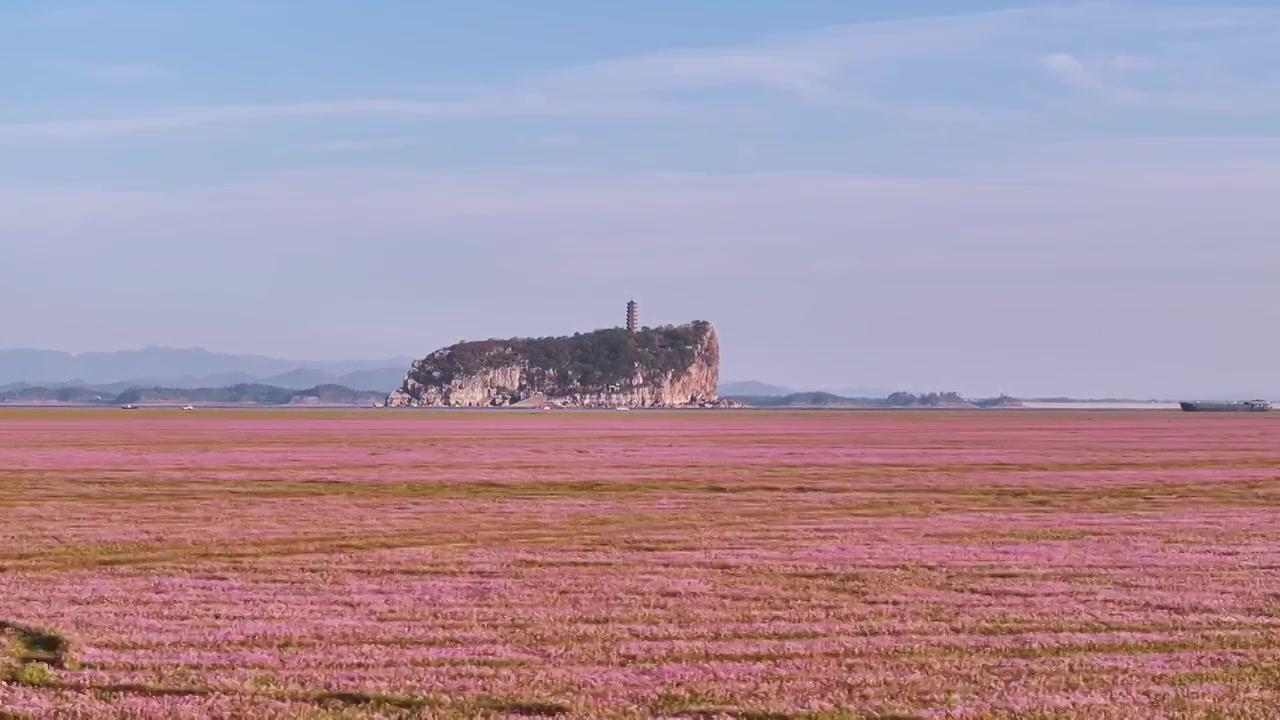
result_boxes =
[4,1,1279,398]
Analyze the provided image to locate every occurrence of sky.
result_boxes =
[3,1,1280,398]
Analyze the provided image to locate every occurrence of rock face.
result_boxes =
[386,321,732,408]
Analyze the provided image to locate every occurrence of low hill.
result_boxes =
[720,380,793,397]
[0,383,383,407]
[726,391,1022,408]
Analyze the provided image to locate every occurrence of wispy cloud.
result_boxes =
[1035,51,1153,105]
[0,101,419,141]
[484,6,1041,120]
[5,4,1280,144]
[526,12,1004,101]
[0,96,685,142]
[0,6,1036,143]
[1037,47,1280,114]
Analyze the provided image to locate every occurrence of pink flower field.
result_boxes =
[2,408,1279,719]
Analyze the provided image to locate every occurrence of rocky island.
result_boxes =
[385,319,730,408]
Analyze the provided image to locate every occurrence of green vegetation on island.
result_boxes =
[413,321,714,392]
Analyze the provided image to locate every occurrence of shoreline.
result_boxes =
[0,402,1191,412]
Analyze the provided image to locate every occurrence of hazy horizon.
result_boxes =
[5,1,1279,398]
[0,343,1273,401]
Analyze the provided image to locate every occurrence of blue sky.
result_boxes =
[3,1,1280,397]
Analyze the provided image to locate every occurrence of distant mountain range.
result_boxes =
[0,347,411,393]
[0,382,384,407]
[718,381,793,397]
[719,381,898,399]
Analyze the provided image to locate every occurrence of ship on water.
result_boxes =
[1179,400,1272,412]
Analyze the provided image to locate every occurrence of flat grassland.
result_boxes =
[2,409,1279,719]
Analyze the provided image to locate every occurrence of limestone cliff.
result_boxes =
[386,321,728,408]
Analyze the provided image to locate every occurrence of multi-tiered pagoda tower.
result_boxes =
[625,299,638,334]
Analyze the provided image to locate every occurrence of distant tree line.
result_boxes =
[727,391,1020,408]
[0,383,383,406]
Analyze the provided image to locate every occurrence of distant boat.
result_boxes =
[615,406,630,411]
[181,405,195,411]
[120,404,139,410]
[1179,400,1271,412]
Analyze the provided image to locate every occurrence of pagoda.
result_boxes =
[625,299,638,334]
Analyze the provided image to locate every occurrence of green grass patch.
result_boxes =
[10,661,55,687]
[1,621,73,669]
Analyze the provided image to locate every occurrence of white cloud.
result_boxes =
[1038,53,1098,89]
